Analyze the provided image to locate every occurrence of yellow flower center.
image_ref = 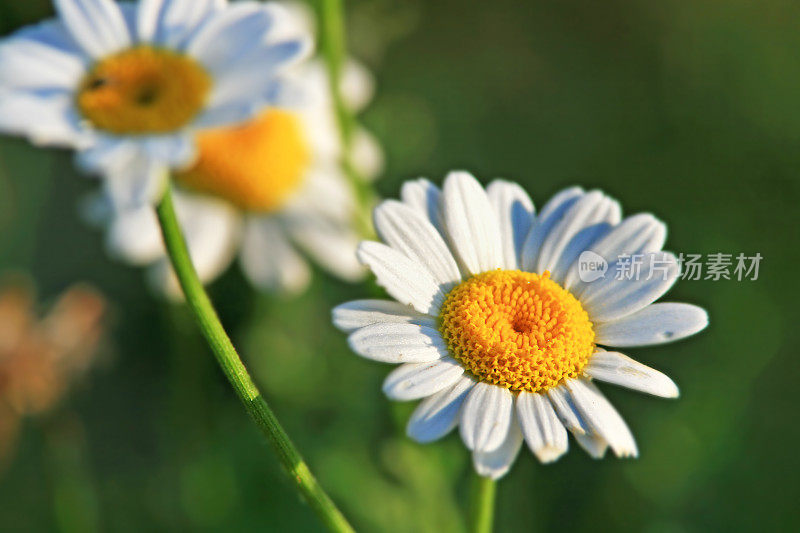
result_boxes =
[76,46,211,134]
[174,110,310,212]
[439,270,595,393]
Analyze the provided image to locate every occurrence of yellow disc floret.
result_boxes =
[174,110,310,212]
[439,270,595,393]
[77,46,211,134]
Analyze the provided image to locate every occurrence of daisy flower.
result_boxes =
[0,0,310,207]
[333,171,708,479]
[91,53,382,296]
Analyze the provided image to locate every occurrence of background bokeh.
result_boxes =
[1,0,798,531]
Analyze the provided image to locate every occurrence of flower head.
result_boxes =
[0,0,310,207]
[333,171,708,479]
[90,53,381,297]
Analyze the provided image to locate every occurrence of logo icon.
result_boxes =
[578,251,607,283]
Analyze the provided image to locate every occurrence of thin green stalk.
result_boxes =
[319,0,376,237]
[320,0,352,146]
[155,185,354,533]
[470,473,496,533]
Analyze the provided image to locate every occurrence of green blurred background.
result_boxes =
[1,0,798,531]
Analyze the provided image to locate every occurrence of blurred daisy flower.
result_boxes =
[0,0,310,207]
[0,276,106,466]
[88,4,382,296]
[333,171,708,479]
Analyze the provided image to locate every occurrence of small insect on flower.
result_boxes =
[333,171,708,479]
[0,0,311,207]
[0,276,106,467]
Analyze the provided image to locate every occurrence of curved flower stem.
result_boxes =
[155,185,354,533]
[470,473,496,533]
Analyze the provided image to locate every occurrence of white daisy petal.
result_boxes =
[520,186,584,271]
[208,39,309,111]
[442,171,503,275]
[584,351,679,398]
[373,200,461,288]
[239,218,310,294]
[595,302,709,347]
[545,384,586,435]
[103,164,165,209]
[564,378,638,458]
[137,0,222,47]
[186,3,273,74]
[0,34,85,91]
[472,417,524,480]
[486,179,535,270]
[79,140,167,208]
[535,190,621,277]
[573,432,609,459]
[137,0,169,42]
[406,376,474,443]
[589,213,667,258]
[85,139,175,207]
[77,136,134,172]
[287,218,365,283]
[550,222,613,286]
[0,92,82,147]
[350,128,384,180]
[516,391,569,463]
[11,17,83,52]
[332,300,435,333]
[105,204,163,265]
[357,241,446,315]
[382,358,465,401]
[193,99,267,130]
[578,251,681,323]
[459,382,514,452]
[341,59,375,112]
[347,323,448,364]
[143,135,196,169]
[400,178,444,236]
[561,213,667,290]
[287,164,355,223]
[546,385,609,458]
[54,0,131,58]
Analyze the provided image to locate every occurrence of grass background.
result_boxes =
[0,0,798,531]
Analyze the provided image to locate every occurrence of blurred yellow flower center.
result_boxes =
[76,46,211,134]
[439,270,595,393]
[175,110,310,212]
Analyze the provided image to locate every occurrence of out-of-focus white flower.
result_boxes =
[96,53,382,296]
[333,171,708,479]
[0,0,310,207]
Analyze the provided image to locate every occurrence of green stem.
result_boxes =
[155,185,354,533]
[320,0,352,146]
[319,0,376,238]
[470,473,496,533]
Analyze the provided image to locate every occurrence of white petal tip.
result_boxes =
[666,382,680,399]
[535,447,567,464]
[616,449,639,459]
[568,425,586,436]
[474,469,506,481]
[696,309,710,331]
